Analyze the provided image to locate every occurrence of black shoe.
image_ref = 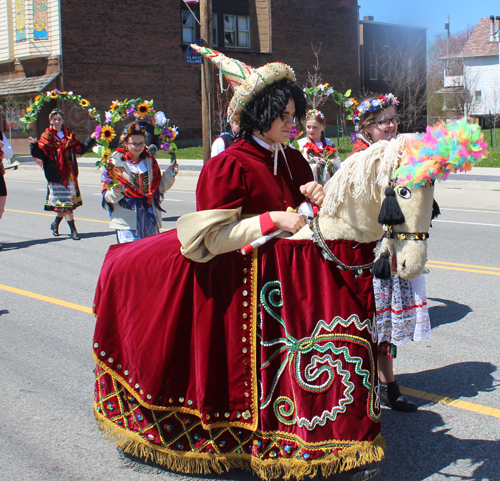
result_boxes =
[50,216,63,236]
[0,243,3,251]
[67,220,81,241]
[325,467,381,480]
[380,381,417,412]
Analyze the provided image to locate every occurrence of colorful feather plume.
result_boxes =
[393,118,489,188]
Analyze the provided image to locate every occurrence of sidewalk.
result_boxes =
[9,156,500,190]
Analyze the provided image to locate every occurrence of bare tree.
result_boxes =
[380,39,428,132]
[0,95,18,141]
[440,62,480,117]
[427,25,474,118]
[213,75,232,135]
[485,79,500,147]
[305,44,330,110]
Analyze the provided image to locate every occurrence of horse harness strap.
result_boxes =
[384,227,429,241]
[309,216,374,275]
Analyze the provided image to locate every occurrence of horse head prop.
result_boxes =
[293,119,488,280]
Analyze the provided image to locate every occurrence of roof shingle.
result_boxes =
[462,18,500,57]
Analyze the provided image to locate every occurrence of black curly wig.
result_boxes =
[236,78,307,139]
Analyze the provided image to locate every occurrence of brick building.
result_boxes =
[359,16,427,132]
[1,0,360,152]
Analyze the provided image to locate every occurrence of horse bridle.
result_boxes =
[309,217,430,275]
[383,226,430,241]
[309,216,375,275]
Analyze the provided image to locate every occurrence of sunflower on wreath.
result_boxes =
[20,89,98,134]
[92,98,179,188]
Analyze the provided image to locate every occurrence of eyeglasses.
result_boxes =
[128,142,146,148]
[371,116,400,128]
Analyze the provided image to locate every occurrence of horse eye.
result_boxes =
[397,187,411,199]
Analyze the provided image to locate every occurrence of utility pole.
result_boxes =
[200,0,214,163]
[445,16,450,74]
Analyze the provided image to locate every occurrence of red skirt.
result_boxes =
[93,230,383,479]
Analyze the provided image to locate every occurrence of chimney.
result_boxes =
[363,16,374,22]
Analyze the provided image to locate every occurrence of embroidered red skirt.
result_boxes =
[93,230,383,479]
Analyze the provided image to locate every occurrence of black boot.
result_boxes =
[320,466,381,480]
[50,216,63,236]
[380,381,417,412]
[67,220,81,241]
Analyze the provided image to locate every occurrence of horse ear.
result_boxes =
[372,251,392,279]
[378,187,405,225]
[432,199,441,220]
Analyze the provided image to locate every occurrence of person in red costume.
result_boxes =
[92,47,382,481]
[29,109,96,240]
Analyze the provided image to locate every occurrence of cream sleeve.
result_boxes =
[177,208,263,263]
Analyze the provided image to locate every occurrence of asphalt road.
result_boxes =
[1,164,499,481]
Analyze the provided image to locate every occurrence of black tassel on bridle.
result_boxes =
[378,187,405,226]
[432,199,441,219]
[372,251,392,280]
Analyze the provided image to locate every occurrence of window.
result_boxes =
[369,52,378,80]
[182,11,196,44]
[224,15,236,46]
[407,58,414,78]
[237,16,250,48]
[212,13,218,47]
[224,14,250,48]
[475,90,482,102]
[385,58,391,81]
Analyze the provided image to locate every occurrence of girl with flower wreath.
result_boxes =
[297,109,341,185]
[349,93,432,413]
[102,122,178,243]
[28,109,96,240]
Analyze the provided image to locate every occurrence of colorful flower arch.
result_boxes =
[93,98,179,189]
[20,89,95,134]
[303,84,358,121]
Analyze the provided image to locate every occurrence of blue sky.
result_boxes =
[358,0,499,42]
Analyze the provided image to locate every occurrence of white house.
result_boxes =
[437,17,500,124]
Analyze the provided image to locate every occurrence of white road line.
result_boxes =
[433,219,500,227]
[440,208,500,214]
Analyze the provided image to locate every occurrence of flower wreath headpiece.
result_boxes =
[120,123,146,142]
[350,93,399,124]
[306,109,324,119]
[49,108,65,119]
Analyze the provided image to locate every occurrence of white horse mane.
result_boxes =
[321,134,413,217]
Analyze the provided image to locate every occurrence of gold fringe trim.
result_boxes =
[95,408,385,480]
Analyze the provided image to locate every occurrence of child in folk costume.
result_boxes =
[29,109,96,240]
[102,123,178,243]
[350,93,432,412]
[297,109,341,185]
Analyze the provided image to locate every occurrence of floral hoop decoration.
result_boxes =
[303,84,357,121]
[93,98,179,189]
[20,89,95,134]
